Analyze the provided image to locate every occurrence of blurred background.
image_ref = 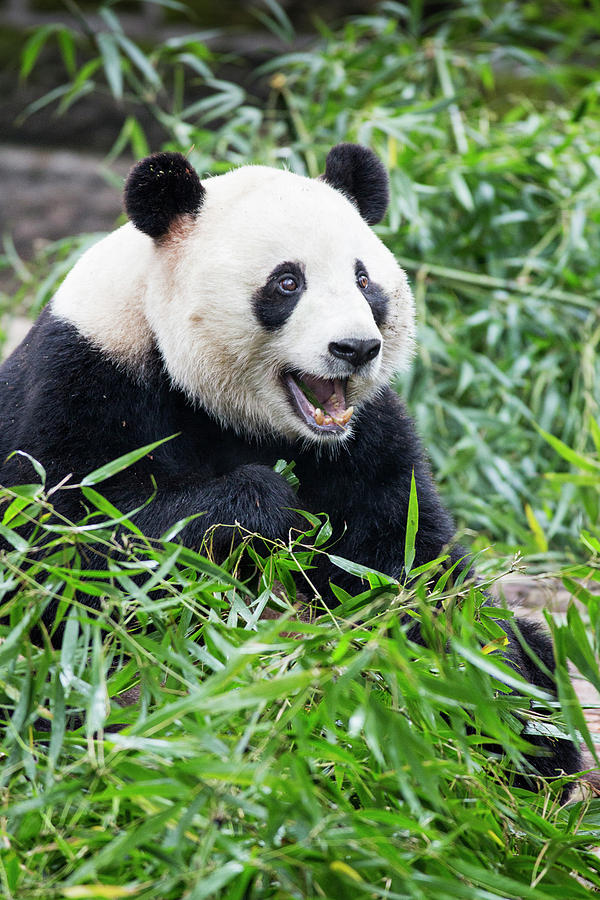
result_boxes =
[1,0,380,264]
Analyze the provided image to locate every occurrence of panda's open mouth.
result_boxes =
[284,372,354,434]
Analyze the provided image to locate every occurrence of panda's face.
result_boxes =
[143,165,414,444]
[52,147,415,446]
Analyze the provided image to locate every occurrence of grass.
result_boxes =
[0,470,599,899]
[1,1,600,897]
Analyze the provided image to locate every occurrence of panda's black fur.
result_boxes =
[0,146,581,791]
[0,305,456,583]
[124,152,205,238]
[323,143,390,225]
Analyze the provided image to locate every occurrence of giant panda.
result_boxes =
[0,144,581,789]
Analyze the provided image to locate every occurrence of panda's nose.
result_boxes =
[328,338,381,368]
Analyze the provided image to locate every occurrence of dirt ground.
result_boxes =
[0,145,129,259]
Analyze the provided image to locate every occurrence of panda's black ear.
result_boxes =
[322,143,389,225]
[124,152,205,239]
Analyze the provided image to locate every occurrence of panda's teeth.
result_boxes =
[330,406,354,427]
[284,372,352,432]
[312,406,340,428]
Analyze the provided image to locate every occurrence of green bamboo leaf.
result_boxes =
[57,77,96,116]
[404,468,419,574]
[47,673,65,777]
[87,628,107,736]
[0,523,30,552]
[554,660,598,762]
[98,5,124,34]
[159,512,205,542]
[251,0,295,43]
[545,473,599,485]
[17,83,72,122]
[57,28,77,78]
[164,544,252,594]
[115,34,161,87]
[314,517,333,546]
[0,605,43,666]
[2,490,41,526]
[187,862,245,899]
[449,170,474,212]
[561,595,600,692]
[524,502,548,553]
[537,425,600,473]
[328,553,394,582]
[580,530,600,555]
[590,416,600,455]
[127,117,150,159]
[273,458,299,491]
[107,115,150,162]
[80,486,145,535]
[453,641,551,699]
[59,608,82,694]
[9,450,46,485]
[20,25,58,79]
[80,435,178,486]
[176,52,213,78]
[96,33,123,101]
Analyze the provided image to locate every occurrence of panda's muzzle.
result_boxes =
[328,338,381,368]
[284,372,353,434]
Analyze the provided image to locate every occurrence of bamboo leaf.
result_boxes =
[404,468,419,575]
[80,436,178,486]
[97,33,123,101]
[537,425,600,472]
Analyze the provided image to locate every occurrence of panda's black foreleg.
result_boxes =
[24,464,301,641]
[112,463,303,558]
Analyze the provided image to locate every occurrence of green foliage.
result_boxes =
[0,468,599,899]
[539,416,600,537]
[0,233,103,326]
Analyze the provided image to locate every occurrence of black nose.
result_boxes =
[328,338,381,368]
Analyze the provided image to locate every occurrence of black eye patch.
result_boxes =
[355,259,389,327]
[253,261,306,331]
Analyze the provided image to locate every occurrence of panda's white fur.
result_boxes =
[53,164,414,444]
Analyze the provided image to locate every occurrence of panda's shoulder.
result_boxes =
[1,305,131,386]
[0,305,74,387]
[0,304,165,439]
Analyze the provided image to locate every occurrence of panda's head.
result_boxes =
[57,145,415,446]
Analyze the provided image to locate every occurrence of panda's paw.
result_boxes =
[224,464,302,541]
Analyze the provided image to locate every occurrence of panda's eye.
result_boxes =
[357,272,369,290]
[278,275,299,293]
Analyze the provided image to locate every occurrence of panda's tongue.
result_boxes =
[285,374,354,432]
